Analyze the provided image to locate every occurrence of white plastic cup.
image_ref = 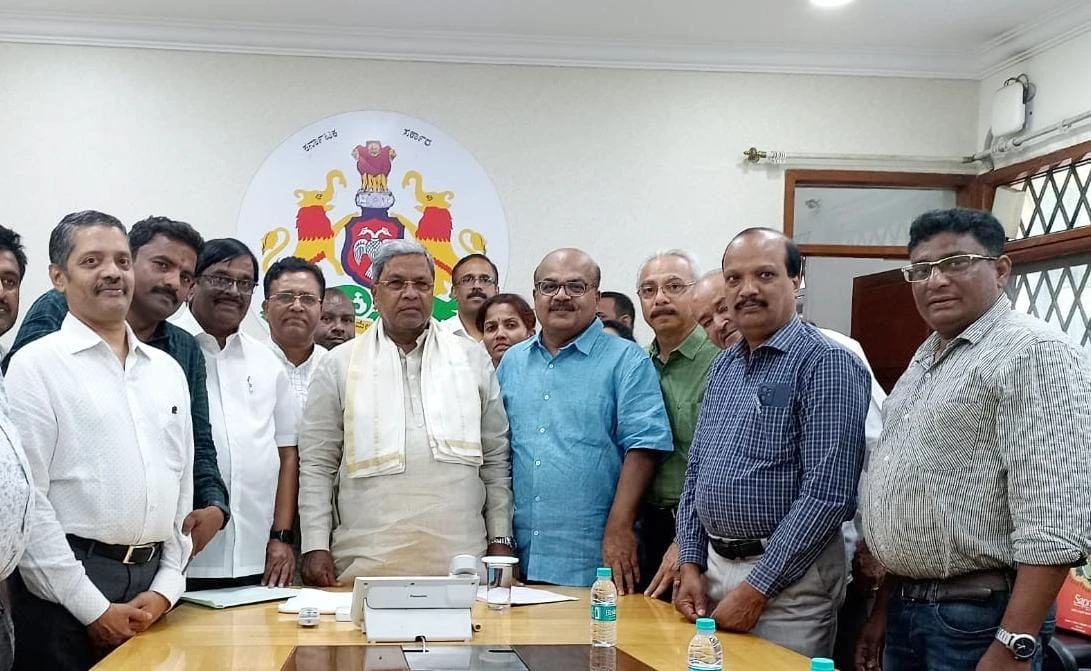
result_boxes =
[482,555,519,611]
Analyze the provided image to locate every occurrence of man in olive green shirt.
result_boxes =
[635,250,719,599]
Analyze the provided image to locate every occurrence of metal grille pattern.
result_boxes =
[1007,160,1091,239]
[1006,261,1091,349]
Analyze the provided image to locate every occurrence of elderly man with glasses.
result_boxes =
[297,239,513,585]
[496,248,672,594]
[856,208,1091,671]
[441,253,500,342]
[182,239,301,591]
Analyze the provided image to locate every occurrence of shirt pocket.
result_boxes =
[744,405,796,464]
[915,401,982,472]
[161,404,188,474]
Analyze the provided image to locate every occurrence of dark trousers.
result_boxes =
[883,586,1055,671]
[11,544,159,671]
[0,580,12,671]
[833,584,873,671]
[637,505,676,600]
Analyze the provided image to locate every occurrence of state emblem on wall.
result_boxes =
[237,111,508,332]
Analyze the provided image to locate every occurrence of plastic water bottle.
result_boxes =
[810,658,835,671]
[590,567,617,647]
[589,645,617,671]
[687,618,723,670]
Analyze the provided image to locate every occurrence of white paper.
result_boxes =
[277,588,354,614]
[474,585,578,606]
[179,585,300,609]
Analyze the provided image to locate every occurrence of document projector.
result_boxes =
[349,554,480,643]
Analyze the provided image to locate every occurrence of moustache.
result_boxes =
[95,282,125,294]
[650,307,677,318]
[549,302,577,312]
[468,290,488,300]
[735,298,767,310]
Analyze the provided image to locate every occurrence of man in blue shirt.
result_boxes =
[675,229,869,658]
[497,248,672,593]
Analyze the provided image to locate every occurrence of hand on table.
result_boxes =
[644,542,680,599]
[301,549,339,587]
[87,603,151,649]
[674,563,709,622]
[602,523,639,595]
[263,539,295,587]
[710,581,767,633]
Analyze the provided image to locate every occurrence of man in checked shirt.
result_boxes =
[675,228,870,658]
[856,208,1091,671]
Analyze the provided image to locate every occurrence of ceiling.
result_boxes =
[2,0,1090,78]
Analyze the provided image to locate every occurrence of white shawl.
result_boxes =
[343,318,483,478]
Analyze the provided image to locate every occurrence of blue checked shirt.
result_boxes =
[676,317,869,598]
[497,319,673,586]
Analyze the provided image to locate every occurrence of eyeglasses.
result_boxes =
[454,274,498,287]
[376,279,434,294]
[534,280,595,297]
[198,274,257,294]
[636,280,695,299]
[900,254,998,283]
[268,292,321,307]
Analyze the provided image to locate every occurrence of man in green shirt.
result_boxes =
[636,250,719,599]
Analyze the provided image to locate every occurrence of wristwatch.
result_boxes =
[489,536,517,550]
[269,529,296,544]
[995,627,1038,661]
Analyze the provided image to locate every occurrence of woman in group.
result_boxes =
[475,293,536,367]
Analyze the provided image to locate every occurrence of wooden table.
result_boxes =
[94,588,810,670]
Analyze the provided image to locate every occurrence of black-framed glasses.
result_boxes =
[454,274,497,287]
[376,279,434,294]
[268,292,320,307]
[197,274,257,294]
[535,280,595,297]
[901,254,998,283]
[636,280,695,299]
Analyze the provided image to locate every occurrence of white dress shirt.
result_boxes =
[6,314,194,625]
[186,329,299,578]
[0,377,32,581]
[267,340,328,416]
[438,314,474,340]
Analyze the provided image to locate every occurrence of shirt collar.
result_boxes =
[59,312,151,359]
[914,294,1012,364]
[268,339,323,367]
[754,315,805,354]
[532,318,603,357]
[649,324,707,362]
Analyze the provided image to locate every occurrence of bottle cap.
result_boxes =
[596,567,612,579]
[810,658,835,671]
[695,617,716,633]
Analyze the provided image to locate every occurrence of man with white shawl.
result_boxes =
[297,240,514,585]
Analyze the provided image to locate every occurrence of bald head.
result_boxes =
[692,271,739,349]
[533,247,602,352]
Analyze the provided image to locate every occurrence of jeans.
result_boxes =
[883,588,1055,671]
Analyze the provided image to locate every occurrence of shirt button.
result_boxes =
[538,427,545,433]
[534,460,541,466]
[543,394,550,400]
[903,412,910,420]
[548,364,554,369]
[535,496,541,502]
[533,530,540,536]
[924,373,931,381]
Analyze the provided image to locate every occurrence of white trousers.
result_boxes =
[703,532,846,658]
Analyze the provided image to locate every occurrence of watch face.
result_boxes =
[1011,635,1037,660]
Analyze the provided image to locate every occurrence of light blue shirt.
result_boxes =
[497,319,672,586]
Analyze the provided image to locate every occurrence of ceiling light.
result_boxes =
[811,0,854,7]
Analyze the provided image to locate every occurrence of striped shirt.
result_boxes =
[677,317,870,598]
[862,296,1091,579]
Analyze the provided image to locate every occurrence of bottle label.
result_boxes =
[591,603,616,622]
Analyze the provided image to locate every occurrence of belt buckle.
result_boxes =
[122,544,154,565]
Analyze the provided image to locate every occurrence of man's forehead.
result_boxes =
[383,256,433,276]
[909,232,986,261]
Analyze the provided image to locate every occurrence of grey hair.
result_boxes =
[49,210,127,267]
[369,239,435,282]
[636,249,701,287]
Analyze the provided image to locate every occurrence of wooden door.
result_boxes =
[851,268,930,393]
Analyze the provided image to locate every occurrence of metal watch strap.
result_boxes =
[995,627,1037,661]
[489,536,517,549]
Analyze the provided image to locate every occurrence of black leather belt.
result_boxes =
[709,537,766,560]
[895,569,1013,603]
[67,534,161,565]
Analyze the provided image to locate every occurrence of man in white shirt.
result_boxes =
[298,240,513,585]
[0,225,30,671]
[262,256,327,413]
[182,239,300,590]
[6,211,194,670]
[440,254,499,341]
